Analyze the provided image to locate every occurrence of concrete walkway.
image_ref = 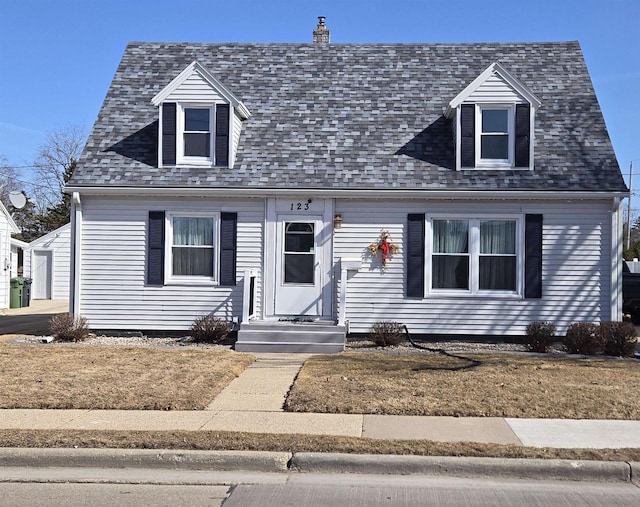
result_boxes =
[1,351,639,449]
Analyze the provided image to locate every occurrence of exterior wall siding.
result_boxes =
[0,228,8,308]
[232,110,243,164]
[465,74,526,103]
[78,195,264,331]
[334,199,612,336]
[24,224,71,300]
[164,72,225,102]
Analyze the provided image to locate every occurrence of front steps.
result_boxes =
[235,321,346,353]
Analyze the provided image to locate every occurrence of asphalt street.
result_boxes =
[1,469,639,506]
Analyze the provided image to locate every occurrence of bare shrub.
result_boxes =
[49,314,90,342]
[190,315,231,344]
[563,322,602,355]
[368,321,405,347]
[599,321,637,358]
[525,321,557,353]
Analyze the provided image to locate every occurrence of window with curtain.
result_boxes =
[172,216,215,277]
[430,217,520,294]
[479,220,516,290]
[432,220,469,289]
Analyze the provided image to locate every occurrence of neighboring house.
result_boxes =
[66,21,628,351]
[23,223,71,301]
[0,202,20,309]
[10,237,28,277]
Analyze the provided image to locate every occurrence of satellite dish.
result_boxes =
[8,191,27,210]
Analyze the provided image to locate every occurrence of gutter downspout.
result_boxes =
[70,192,82,316]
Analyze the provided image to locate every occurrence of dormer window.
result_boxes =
[477,105,514,166]
[152,61,251,169]
[448,63,540,171]
[183,107,212,158]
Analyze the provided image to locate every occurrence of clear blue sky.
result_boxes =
[1,0,638,203]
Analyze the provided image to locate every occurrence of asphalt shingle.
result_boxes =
[71,41,627,193]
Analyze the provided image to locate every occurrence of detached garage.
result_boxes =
[23,223,71,301]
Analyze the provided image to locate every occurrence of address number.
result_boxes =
[290,202,310,211]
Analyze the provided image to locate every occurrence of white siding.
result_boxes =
[24,224,71,300]
[334,199,613,336]
[232,110,243,163]
[165,71,225,103]
[78,196,264,331]
[465,74,526,103]
[0,229,8,308]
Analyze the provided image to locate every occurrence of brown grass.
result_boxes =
[1,429,639,462]
[0,341,254,410]
[285,352,640,419]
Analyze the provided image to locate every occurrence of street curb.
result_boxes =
[0,448,634,483]
[0,448,291,472]
[290,453,632,482]
[631,462,639,486]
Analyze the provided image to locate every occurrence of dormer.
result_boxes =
[445,63,540,171]
[152,61,251,169]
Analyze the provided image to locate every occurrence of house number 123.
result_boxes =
[290,202,310,211]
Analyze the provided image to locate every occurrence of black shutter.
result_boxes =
[460,104,475,168]
[147,211,165,285]
[525,214,543,299]
[219,212,237,286]
[162,103,176,166]
[215,104,230,167]
[406,214,425,298]
[515,104,531,168]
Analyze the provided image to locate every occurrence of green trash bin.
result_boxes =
[9,277,24,309]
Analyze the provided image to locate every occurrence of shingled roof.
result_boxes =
[71,41,627,193]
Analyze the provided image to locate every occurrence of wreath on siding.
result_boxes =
[368,229,400,270]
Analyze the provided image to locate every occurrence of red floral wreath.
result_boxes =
[369,229,400,269]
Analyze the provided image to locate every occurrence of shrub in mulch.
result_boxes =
[49,314,91,342]
[524,321,557,353]
[563,322,603,356]
[368,321,405,347]
[190,315,231,344]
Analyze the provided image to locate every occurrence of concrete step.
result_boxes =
[236,321,346,353]
[235,341,345,353]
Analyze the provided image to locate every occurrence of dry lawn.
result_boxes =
[285,352,640,419]
[2,429,640,462]
[0,341,254,410]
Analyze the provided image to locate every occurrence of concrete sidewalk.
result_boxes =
[1,352,639,449]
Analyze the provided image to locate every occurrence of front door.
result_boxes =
[274,216,323,316]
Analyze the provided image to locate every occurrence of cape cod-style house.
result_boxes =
[66,19,628,351]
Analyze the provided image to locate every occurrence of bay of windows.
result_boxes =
[431,218,518,294]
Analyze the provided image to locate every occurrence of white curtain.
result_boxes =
[480,220,515,254]
[432,220,468,253]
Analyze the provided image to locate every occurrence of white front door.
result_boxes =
[274,216,323,316]
[33,250,52,299]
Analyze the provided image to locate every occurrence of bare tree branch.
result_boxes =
[31,124,86,211]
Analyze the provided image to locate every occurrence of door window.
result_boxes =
[283,222,315,284]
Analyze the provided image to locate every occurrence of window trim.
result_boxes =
[475,104,515,168]
[426,214,524,298]
[164,211,220,285]
[176,104,215,166]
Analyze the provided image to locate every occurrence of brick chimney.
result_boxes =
[313,16,330,44]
